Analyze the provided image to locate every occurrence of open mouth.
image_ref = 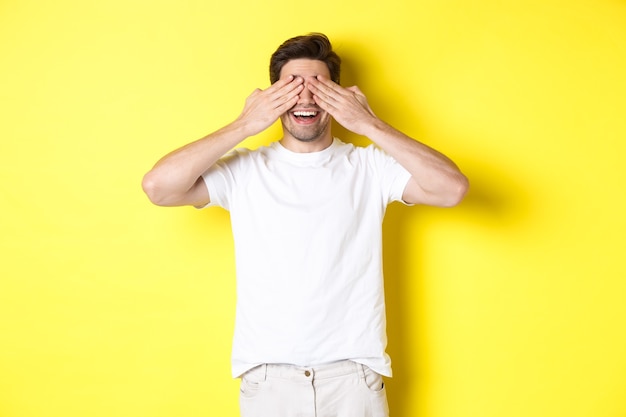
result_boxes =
[291,110,321,124]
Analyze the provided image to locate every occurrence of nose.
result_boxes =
[297,77,315,104]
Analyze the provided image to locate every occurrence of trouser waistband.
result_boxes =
[247,360,366,381]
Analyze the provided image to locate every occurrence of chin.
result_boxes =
[292,132,324,142]
[286,124,330,143]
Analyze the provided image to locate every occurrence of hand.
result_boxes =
[307,75,378,136]
[236,75,304,136]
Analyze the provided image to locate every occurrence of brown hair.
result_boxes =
[269,33,341,84]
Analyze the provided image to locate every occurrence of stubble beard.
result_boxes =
[281,115,331,143]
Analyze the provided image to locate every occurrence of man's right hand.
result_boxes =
[142,76,304,208]
[235,75,304,137]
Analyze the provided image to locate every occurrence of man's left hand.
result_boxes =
[308,75,379,136]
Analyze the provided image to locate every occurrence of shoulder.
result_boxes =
[217,145,269,166]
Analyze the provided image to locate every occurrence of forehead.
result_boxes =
[279,59,331,79]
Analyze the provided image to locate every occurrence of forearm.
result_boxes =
[142,119,249,206]
[364,119,469,207]
[307,76,468,206]
[142,76,304,207]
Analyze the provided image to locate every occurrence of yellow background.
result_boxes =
[1,0,625,416]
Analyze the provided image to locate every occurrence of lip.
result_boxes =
[290,109,322,125]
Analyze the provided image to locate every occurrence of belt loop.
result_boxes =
[261,364,268,381]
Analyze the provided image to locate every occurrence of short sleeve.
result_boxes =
[200,148,249,210]
[366,145,413,205]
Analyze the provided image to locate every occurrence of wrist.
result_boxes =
[361,117,389,140]
[228,117,257,140]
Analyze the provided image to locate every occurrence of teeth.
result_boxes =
[293,111,318,117]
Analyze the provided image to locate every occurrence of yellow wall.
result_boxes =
[1,0,625,416]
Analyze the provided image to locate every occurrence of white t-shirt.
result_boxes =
[202,138,411,378]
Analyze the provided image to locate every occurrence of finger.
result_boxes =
[308,80,340,106]
[274,94,300,114]
[308,83,334,107]
[265,89,301,116]
[309,76,338,95]
[312,75,349,96]
[269,75,304,95]
[314,74,339,87]
[269,75,295,90]
[268,79,304,108]
[255,79,301,110]
[346,85,364,95]
[312,81,357,111]
[312,93,338,116]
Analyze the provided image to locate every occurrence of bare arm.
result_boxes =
[308,76,469,207]
[142,76,304,207]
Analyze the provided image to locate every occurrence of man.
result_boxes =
[142,33,468,417]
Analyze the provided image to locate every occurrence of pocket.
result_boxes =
[239,367,266,399]
[362,366,385,393]
[360,366,389,417]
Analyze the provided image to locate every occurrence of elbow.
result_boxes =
[405,173,469,207]
[442,174,470,207]
[141,171,169,206]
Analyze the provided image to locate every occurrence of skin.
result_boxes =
[277,59,333,152]
[142,58,469,208]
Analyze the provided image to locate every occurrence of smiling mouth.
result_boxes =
[291,110,321,124]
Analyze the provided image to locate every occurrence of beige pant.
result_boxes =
[239,360,389,417]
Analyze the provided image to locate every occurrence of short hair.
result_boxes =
[269,33,341,84]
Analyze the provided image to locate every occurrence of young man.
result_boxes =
[142,33,468,417]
